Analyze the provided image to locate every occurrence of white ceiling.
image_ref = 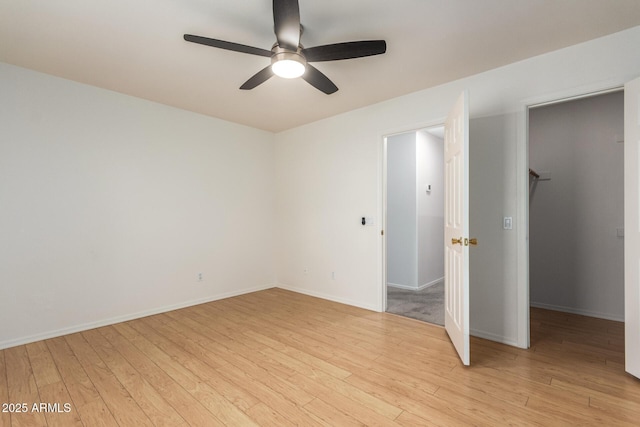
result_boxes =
[2,1,640,132]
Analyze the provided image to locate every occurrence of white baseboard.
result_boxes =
[278,285,520,347]
[471,328,519,347]
[0,283,276,350]
[387,277,444,291]
[2,281,527,352]
[275,283,379,312]
[386,282,417,290]
[530,302,624,322]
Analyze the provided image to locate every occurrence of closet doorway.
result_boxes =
[528,90,624,327]
[384,126,445,325]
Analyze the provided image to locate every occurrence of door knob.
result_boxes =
[452,237,463,245]
[467,238,478,246]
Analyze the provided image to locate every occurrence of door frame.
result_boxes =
[516,84,624,348]
[380,120,446,313]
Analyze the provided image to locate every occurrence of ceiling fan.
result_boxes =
[183,0,386,94]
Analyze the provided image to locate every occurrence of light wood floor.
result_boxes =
[1,288,639,426]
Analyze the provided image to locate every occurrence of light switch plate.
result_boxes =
[503,217,513,230]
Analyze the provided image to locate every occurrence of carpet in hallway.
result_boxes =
[386,282,444,326]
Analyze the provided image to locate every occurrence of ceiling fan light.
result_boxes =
[271,51,306,79]
[272,59,305,78]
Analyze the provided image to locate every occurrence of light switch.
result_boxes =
[503,217,513,230]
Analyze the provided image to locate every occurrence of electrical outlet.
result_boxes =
[331,271,336,280]
[198,273,203,282]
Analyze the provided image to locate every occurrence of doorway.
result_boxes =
[384,126,445,325]
[528,90,624,332]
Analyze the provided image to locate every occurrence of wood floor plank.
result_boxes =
[292,372,403,426]
[216,297,387,360]
[537,360,640,399]
[25,342,62,389]
[0,350,12,427]
[4,345,47,427]
[137,315,261,412]
[470,337,522,362]
[112,321,256,426]
[186,311,298,377]
[157,313,315,408]
[344,374,474,427]
[215,361,324,427]
[433,385,553,426]
[551,377,640,420]
[589,394,640,424]
[340,359,440,398]
[242,330,352,380]
[64,333,155,427]
[395,410,441,427]
[244,402,297,427]
[146,313,230,370]
[525,394,635,426]
[300,369,403,420]
[236,310,379,366]
[97,325,222,427]
[472,353,555,385]
[2,291,638,426]
[452,364,588,410]
[170,309,304,379]
[302,397,365,427]
[45,337,119,427]
[34,382,83,427]
[445,365,530,407]
[26,341,82,427]
[81,328,187,427]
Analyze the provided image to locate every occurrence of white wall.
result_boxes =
[4,26,640,350]
[275,26,640,344]
[529,92,624,320]
[387,133,418,287]
[0,63,276,349]
[416,130,444,288]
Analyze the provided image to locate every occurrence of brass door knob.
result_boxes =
[468,238,478,246]
[452,237,463,245]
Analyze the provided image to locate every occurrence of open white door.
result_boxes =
[625,76,640,379]
[444,91,471,366]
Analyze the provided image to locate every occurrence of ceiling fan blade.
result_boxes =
[240,66,274,90]
[302,64,338,94]
[273,0,301,50]
[184,34,272,57]
[303,40,387,62]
